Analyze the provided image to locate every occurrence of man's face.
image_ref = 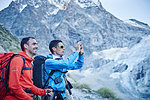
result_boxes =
[54,42,65,57]
[26,38,38,56]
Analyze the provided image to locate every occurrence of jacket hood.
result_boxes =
[18,51,34,62]
[47,54,53,59]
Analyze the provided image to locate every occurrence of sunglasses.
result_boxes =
[57,45,64,49]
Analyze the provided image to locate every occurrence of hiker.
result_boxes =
[44,40,84,100]
[4,37,52,100]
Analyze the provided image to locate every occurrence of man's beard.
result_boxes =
[29,49,37,56]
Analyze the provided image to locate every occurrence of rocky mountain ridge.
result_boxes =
[0,0,150,99]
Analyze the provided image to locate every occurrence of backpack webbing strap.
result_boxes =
[1,66,7,81]
[5,54,19,93]
[42,57,68,89]
[0,54,17,91]
[43,70,55,89]
[43,70,68,89]
[20,56,31,74]
[0,80,6,89]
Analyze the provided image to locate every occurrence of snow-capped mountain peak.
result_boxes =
[0,0,150,99]
[75,0,102,8]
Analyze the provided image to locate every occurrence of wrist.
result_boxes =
[45,89,47,95]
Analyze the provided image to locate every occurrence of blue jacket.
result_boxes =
[44,51,84,98]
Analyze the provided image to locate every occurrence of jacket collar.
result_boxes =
[18,51,34,62]
[47,54,63,60]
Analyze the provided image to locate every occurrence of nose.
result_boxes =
[35,44,38,49]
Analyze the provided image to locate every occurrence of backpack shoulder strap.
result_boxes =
[4,54,26,92]
[43,56,68,88]
[17,55,32,74]
[19,56,27,74]
[0,53,28,94]
[43,70,55,88]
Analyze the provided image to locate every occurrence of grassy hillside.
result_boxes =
[0,24,20,53]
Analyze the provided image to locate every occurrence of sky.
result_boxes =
[100,0,150,25]
[0,0,150,25]
[0,0,13,10]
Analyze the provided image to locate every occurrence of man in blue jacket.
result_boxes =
[44,40,84,100]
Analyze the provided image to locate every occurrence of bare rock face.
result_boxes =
[0,0,150,99]
[0,0,150,55]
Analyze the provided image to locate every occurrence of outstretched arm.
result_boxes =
[67,54,84,70]
[68,42,84,70]
[45,51,79,70]
[45,42,83,70]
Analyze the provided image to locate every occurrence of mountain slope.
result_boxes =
[71,35,150,99]
[125,19,150,29]
[0,24,20,53]
[0,0,150,99]
[0,0,150,55]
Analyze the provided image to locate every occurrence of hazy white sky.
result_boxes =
[0,0,12,10]
[0,0,150,25]
[100,0,150,25]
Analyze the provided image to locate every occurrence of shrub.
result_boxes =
[95,88,122,100]
[74,83,91,90]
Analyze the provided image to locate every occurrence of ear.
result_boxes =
[52,47,56,51]
[24,44,28,50]
[52,47,56,54]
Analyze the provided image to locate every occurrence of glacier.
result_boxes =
[0,0,150,99]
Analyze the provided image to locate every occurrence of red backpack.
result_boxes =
[0,52,26,100]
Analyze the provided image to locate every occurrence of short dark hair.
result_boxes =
[21,37,35,51]
[49,40,62,54]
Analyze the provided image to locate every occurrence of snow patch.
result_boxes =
[54,23,60,27]
[34,5,40,8]
[91,47,128,62]
[120,35,150,67]
[92,51,99,56]
[50,9,60,15]
[110,72,121,79]
[48,0,71,10]
[75,0,100,8]
[101,47,128,61]
[19,4,27,12]
[119,35,150,93]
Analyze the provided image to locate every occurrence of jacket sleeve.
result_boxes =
[45,51,79,70]
[67,54,84,70]
[30,85,46,95]
[8,56,33,100]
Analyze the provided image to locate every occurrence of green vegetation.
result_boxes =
[0,25,20,52]
[95,88,122,100]
[73,83,91,90]
[69,73,122,100]
[73,82,122,100]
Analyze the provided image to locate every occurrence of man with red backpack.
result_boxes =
[1,37,52,100]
